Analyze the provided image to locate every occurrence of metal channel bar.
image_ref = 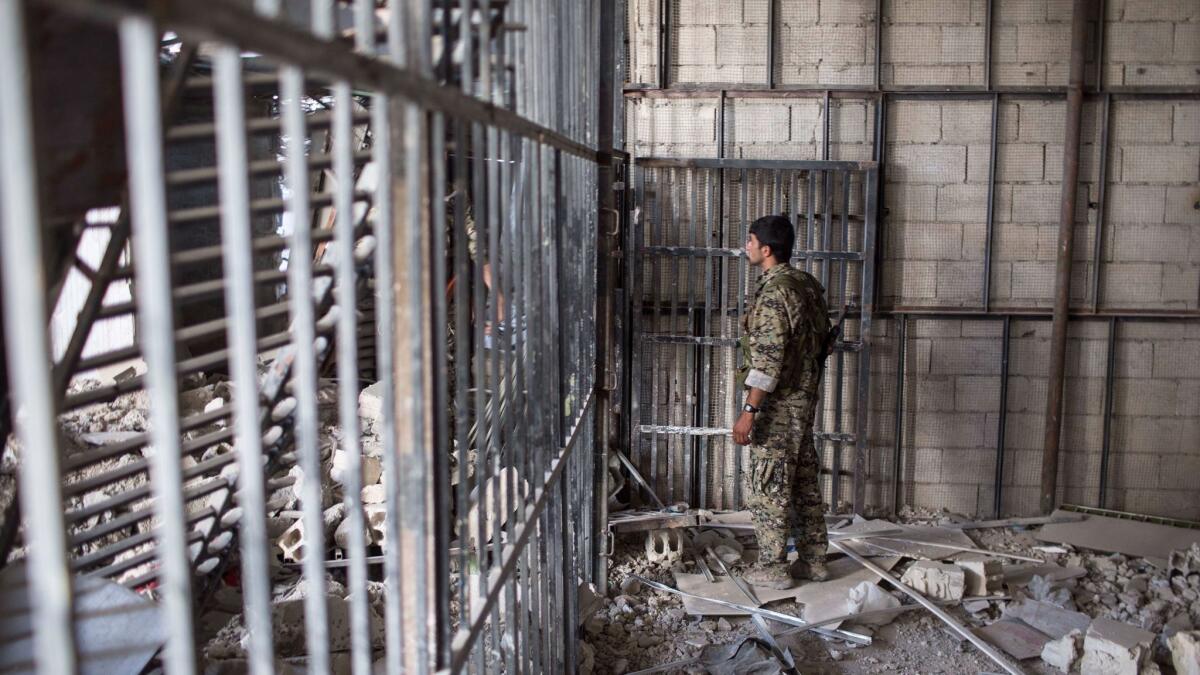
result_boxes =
[1098,317,1117,508]
[118,17,197,674]
[994,315,1011,519]
[766,0,778,89]
[213,45,275,672]
[0,2,78,671]
[1091,93,1111,312]
[983,0,994,91]
[891,314,906,514]
[640,158,878,171]
[983,93,998,310]
[854,168,878,512]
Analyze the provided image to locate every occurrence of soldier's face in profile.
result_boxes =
[746,233,767,266]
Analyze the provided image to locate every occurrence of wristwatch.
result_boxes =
[743,402,760,414]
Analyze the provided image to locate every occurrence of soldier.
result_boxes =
[732,214,831,590]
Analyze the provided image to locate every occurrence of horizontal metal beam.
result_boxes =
[638,423,856,444]
[38,0,601,161]
[638,157,877,171]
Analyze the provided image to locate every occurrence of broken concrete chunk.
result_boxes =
[1169,630,1200,675]
[954,554,1002,596]
[361,484,386,504]
[899,560,964,601]
[358,381,385,431]
[277,520,306,562]
[1170,544,1200,576]
[645,529,686,565]
[1002,598,1090,640]
[329,449,383,486]
[1040,628,1083,673]
[1080,616,1155,675]
[845,581,901,625]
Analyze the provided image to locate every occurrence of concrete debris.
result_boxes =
[975,617,1050,660]
[845,581,901,625]
[645,528,686,565]
[954,555,1002,596]
[900,561,965,601]
[1028,573,1076,608]
[1080,616,1155,675]
[1040,628,1083,672]
[1002,598,1091,639]
[1169,543,1200,576]
[1168,630,1200,675]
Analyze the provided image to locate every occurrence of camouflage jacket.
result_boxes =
[742,263,830,397]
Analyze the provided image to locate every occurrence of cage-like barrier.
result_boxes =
[0,0,603,672]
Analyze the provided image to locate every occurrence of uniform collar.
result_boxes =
[757,262,792,289]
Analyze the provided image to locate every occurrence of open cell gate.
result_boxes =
[626,158,879,514]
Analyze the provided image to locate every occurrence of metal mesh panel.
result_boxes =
[864,316,900,514]
[775,0,877,87]
[1102,99,1200,312]
[670,0,770,85]
[626,96,720,157]
[1106,321,1200,520]
[883,99,990,308]
[992,0,1100,88]
[725,97,821,160]
[627,0,661,85]
[1102,1,1200,89]
[1002,319,1049,515]
[831,98,877,162]
[880,0,986,88]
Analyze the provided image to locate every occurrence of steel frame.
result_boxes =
[627,156,880,514]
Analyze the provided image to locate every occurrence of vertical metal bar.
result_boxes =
[984,0,994,90]
[874,0,884,90]
[1091,93,1111,312]
[430,110,453,671]
[260,0,333,666]
[213,46,274,673]
[891,315,906,515]
[595,0,617,593]
[331,79,372,675]
[1098,317,1117,508]
[452,119,472,665]
[854,168,879,513]
[766,0,778,88]
[994,315,1011,519]
[658,0,669,88]
[1095,0,1106,92]
[629,165,645,490]
[735,169,749,506]
[983,93,999,310]
[1040,0,1089,515]
[118,17,196,675]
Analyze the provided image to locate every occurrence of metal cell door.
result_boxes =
[624,158,879,513]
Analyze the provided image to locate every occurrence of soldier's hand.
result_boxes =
[732,411,754,446]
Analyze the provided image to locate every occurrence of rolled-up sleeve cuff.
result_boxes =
[745,369,778,392]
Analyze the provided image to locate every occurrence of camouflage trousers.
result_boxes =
[745,390,827,565]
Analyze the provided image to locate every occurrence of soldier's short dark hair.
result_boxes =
[749,215,794,263]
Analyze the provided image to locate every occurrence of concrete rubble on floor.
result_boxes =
[593,506,1200,674]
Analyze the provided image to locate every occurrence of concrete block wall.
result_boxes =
[1102,100,1200,310]
[669,0,771,84]
[624,0,1200,518]
[777,0,877,86]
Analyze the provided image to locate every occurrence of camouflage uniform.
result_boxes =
[741,263,830,566]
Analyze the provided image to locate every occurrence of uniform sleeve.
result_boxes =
[746,286,790,393]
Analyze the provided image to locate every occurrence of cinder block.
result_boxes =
[940,448,998,483]
[1120,0,1200,22]
[1175,24,1200,62]
[887,101,942,142]
[891,65,977,86]
[1161,454,1200,490]
[885,183,937,220]
[677,0,744,25]
[1107,184,1166,224]
[1111,102,1173,143]
[936,260,985,301]
[940,25,985,63]
[994,63,1049,86]
[674,25,718,65]
[1121,146,1200,184]
[731,103,791,143]
[991,24,1018,61]
[900,561,966,600]
[1011,261,1055,300]
[832,102,869,143]
[1100,262,1163,305]
[1062,415,1104,453]
[882,259,937,301]
[997,143,1046,182]
[962,320,1003,338]
[991,223,1039,261]
[1166,187,1200,225]
[1124,489,1200,520]
[931,338,1002,376]
[1017,101,1066,143]
[955,555,1003,596]
[884,25,944,63]
[1152,339,1200,378]
[910,447,943,481]
[779,0,818,25]
[954,375,1000,411]
[891,222,963,260]
[965,145,992,183]
[1107,23,1175,62]
[784,24,869,64]
[1068,338,1108,378]
[886,0,971,24]
[1175,103,1200,143]
[1114,340,1153,378]
[889,144,967,184]
[1006,376,1048,412]
[1162,264,1200,304]
[1113,377,1178,416]
[1011,184,1063,223]
[915,412,988,448]
[715,26,768,65]
[818,0,873,24]
[909,318,963,338]
[1113,224,1191,263]
[743,0,770,24]
[961,223,987,259]
[818,63,875,85]
[936,184,988,223]
[1123,64,1200,87]
[1017,23,1071,63]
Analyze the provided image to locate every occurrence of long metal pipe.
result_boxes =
[1039,0,1090,515]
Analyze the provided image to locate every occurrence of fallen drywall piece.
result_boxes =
[976,618,1052,660]
[1002,598,1091,640]
[0,564,164,675]
[829,519,980,561]
[1037,510,1200,568]
[944,514,1086,530]
[793,556,901,628]
[672,573,797,616]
